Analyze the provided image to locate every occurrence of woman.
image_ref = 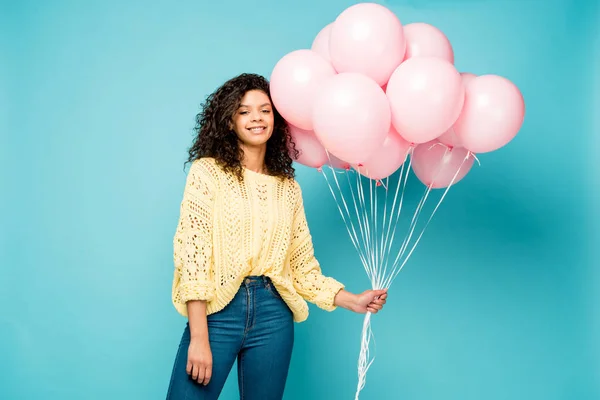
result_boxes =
[166,73,388,400]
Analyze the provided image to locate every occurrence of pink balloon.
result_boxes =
[327,154,351,170]
[453,75,525,153]
[270,49,336,130]
[411,141,474,188]
[288,124,328,168]
[353,127,411,180]
[329,3,406,86]
[436,72,478,148]
[437,128,462,148]
[460,72,477,86]
[403,23,454,64]
[312,73,391,164]
[386,57,465,144]
[311,23,333,63]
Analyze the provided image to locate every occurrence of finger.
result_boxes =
[369,303,383,311]
[202,365,212,386]
[380,293,388,300]
[191,363,199,380]
[367,307,378,314]
[196,365,205,384]
[373,298,386,305]
[373,290,387,301]
[186,360,192,376]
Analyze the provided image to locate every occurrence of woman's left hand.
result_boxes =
[354,289,388,314]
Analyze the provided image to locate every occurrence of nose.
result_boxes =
[250,110,262,122]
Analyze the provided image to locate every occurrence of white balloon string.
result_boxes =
[374,177,380,283]
[356,168,375,280]
[343,167,369,261]
[377,175,391,288]
[323,155,363,244]
[355,312,375,400]
[385,146,451,286]
[378,150,413,288]
[383,152,471,288]
[320,166,369,270]
[319,148,478,399]
[367,175,376,280]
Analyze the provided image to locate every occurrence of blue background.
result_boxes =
[2,0,599,399]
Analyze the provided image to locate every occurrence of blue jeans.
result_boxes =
[166,276,295,400]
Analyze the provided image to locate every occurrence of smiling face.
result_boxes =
[231,90,275,149]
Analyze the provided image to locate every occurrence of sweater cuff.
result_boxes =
[315,278,345,312]
[178,281,216,304]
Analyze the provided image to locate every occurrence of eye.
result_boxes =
[239,111,249,115]
[261,109,271,114]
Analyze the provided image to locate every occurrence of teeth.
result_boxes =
[250,127,264,132]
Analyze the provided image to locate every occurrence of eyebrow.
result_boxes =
[239,103,272,108]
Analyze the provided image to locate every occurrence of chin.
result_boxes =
[243,134,271,147]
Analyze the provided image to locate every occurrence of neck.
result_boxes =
[240,143,267,174]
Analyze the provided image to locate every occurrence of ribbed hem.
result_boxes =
[205,276,245,317]
[174,282,216,317]
[174,280,243,319]
[268,275,310,322]
[174,277,337,323]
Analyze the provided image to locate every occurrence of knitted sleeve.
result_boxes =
[288,182,345,311]
[172,159,217,309]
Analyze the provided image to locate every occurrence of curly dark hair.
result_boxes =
[186,73,298,181]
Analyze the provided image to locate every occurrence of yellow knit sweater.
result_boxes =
[171,157,345,323]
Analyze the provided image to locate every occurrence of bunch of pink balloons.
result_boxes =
[270,2,525,188]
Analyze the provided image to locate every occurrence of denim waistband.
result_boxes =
[242,275,271,287]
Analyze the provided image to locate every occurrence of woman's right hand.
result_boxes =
[186,336,213,385]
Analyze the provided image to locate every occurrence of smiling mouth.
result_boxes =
[247,126,267,134]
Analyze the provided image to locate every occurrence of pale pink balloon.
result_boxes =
[403,23,454,64]
[312,73,391,164]
[311,23,333,63]
[288,124,328,168]
[437,72,477,148]
[437,128,462,148]
[329,3,406,86]
[353,127,411,180]
[327,154,351,170]
[460,72,477,86]
[453,75,525,153]
[386,57,465,144]
[411,141,474,188]
[270,49,336,130]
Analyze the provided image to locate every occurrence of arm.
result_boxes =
[187,301,209,340]
[173,159,216,385]
[173,160,217,308]
[334,289,388,314]
[288,184,345,311]
[186,300,212,386]
[289,183,388,314]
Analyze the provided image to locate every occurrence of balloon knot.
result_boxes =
[317,167,323,173]
[357,163,363,167]
[344,165,351,171]
[376,181,382,187]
